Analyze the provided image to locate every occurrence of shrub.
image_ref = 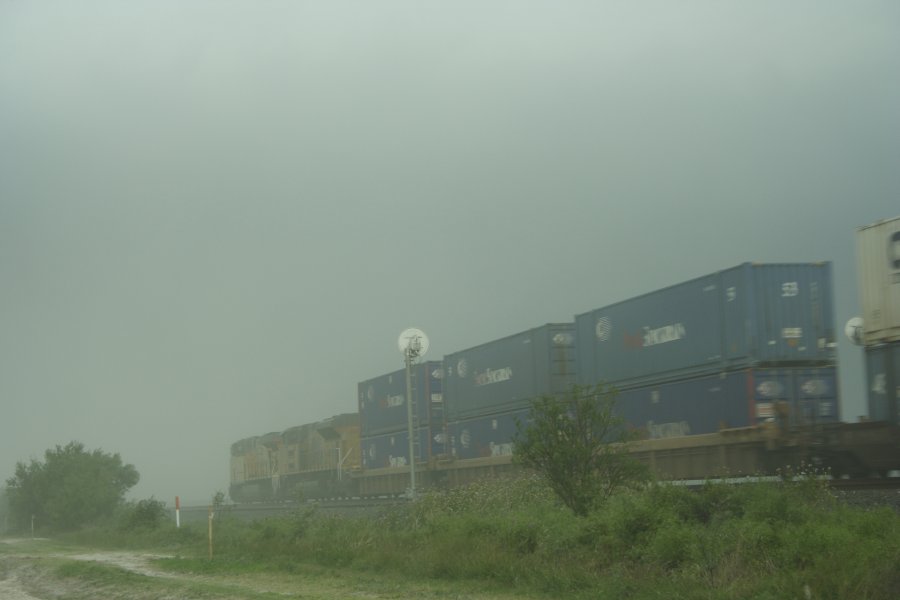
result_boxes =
[120,497,167,531]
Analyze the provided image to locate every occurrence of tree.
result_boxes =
[513,383,647,516]
[5,441,139,531]
[121,497,167,531]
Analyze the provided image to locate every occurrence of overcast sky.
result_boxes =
[2,1,898,504]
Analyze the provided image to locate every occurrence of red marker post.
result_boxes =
[175,496,181,528]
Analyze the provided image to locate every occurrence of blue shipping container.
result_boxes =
[576,263,835,387]
[447,409,530,460]
[358,361,443,437]
[615,365,839,438]
[443,323,576,419]
[361,426,444,469]
[865,342,900,424]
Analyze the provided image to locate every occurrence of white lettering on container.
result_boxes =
[474,367,513,386]
[756,403,774,419]
[646,421,691,439]
[643,323,686,347]
[490,442,514,456]
[384,395,404,408]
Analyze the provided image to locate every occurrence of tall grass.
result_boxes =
[65,474,900,599]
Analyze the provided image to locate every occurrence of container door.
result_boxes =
[792,367,839,425]
[749,264,835,363]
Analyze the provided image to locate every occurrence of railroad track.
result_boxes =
[178,478,900,524]
[175,496,405,523]
[829,477,900,491]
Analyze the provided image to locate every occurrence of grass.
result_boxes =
[20,473,900,599]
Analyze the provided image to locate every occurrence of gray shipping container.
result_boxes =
[857,216,900,345]
[865,342,900,424]
[576,263,835,387]
[443,323,576,419]
[358,361,443,437]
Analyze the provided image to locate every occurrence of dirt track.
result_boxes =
[0,538,534,600]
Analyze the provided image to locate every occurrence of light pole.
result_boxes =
[398,328,429,500]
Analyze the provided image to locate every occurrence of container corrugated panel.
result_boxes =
[614,366,839,437]
[360,426,437,469]
[358,361,442,437]
[447,409,530,460]
[857,217,900,345]
[865,342,900,424]
[443,323,576,419]
[576,263,835,387]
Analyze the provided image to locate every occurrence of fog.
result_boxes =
[2,1,898,505]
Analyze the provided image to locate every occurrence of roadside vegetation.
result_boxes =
[38,474,900,599]
[4,411,899,599]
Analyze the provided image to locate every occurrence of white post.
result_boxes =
[175,496,181,528]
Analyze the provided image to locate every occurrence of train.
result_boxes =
[229,258,900,503]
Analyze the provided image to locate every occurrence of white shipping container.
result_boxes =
[857,216,900,345]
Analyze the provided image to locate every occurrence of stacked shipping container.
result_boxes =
[441,323,576,458]
[358,324,577,466]
[575,263,838,436]
[358,361,445,469]
[442,323,576,419]
[858,216,900,424]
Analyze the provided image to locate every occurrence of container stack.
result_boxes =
[575,262,839,437]
[442,323,576,459]
[357,361,444,469]
[858,216,900,424]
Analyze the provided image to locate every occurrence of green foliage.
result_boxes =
[50,475,900,600]
[4,441,140,531]
[120,497,168,531]
[513,383,648,516]
[0,486,9,535]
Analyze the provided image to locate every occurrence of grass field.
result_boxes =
[7,474,900,599]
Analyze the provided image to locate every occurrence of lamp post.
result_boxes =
[398,328,429,500]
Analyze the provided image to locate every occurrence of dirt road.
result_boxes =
[0,538,536,600]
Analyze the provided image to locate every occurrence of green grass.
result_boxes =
[39,474,900,599]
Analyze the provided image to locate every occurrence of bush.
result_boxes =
[120,497,167,531]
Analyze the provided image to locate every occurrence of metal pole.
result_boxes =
[405,349,416,499]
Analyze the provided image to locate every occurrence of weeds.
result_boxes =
[51,474,900,600]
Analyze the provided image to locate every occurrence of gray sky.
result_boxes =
[2,1,898,504]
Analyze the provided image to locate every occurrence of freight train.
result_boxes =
[229,260,900,502]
